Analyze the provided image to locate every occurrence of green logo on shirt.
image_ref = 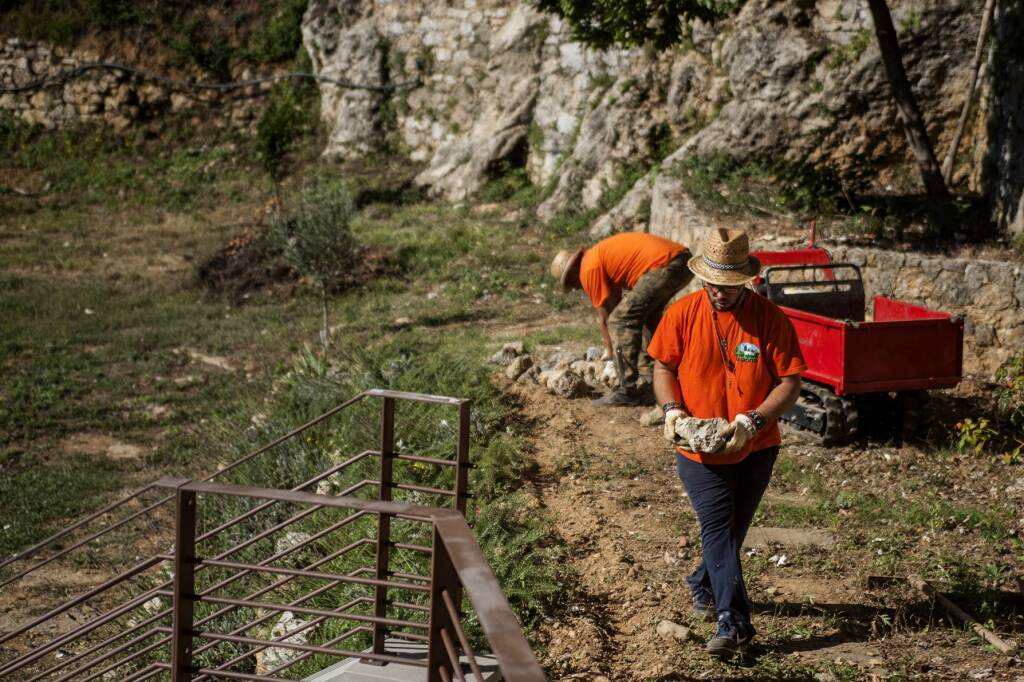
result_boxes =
[735,342,760,362]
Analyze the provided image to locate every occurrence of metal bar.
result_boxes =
[393,570,431,583]
[428,525,460,682]
[0,555,167,649]
[189,541,378,654]
[393,542,432,554]
[195,670,307,682]
[62,629,172,682]
[455,400,471,514]
[391,482,457,497]
[42,625,169,682]
[0,492,174,591]
[388,629,430,642]
[171,487,198,682]
[393,452,457,467]
[393,600,430,612]
[190,599,371,680]
[261,626,372,677]
[443,589,484,681]
[119,662,169,682]
[195,455,369,542]
[196,557,423,592]
[0,482,158,571]
[155,479,447,522]
[193,630,427,666]
[196,595,428,629]
[366,388,465,405]
[373,395,396,658]
[201,392,370,483]
[434,514,547,682]
[440,628,468,682]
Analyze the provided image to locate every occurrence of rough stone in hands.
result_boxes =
[675,417,730,454]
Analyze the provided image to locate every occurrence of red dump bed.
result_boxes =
[784,297,964,395]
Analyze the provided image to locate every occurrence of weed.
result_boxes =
[546,163,649,236]
[671,152,844,218]
[478,161,538,205]
[248,0,308,64]
[554,444,593,476]
[589,72,615,91]
[953,417,999,456]
[826,29,873,69]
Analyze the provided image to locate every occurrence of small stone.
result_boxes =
[677,417,730,453]
[639,406,664,426]
[550,371,590,399]
[765,586,779,596]
[656,619,691,642]
[677,536,689,548]
[585,346,604,361]
[505,354,533,380]
[490,341,525,366]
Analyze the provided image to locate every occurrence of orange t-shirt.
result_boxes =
[579,233,685,308]
[647,290,806,464]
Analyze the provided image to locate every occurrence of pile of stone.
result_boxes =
[490,341,619,399]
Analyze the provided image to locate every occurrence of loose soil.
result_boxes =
[502,372,1024,680]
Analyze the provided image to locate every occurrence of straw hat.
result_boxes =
[687,228,761,286]
[549,247,584,291]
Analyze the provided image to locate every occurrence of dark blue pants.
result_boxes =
[676,447,778,628]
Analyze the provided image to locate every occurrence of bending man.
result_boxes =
[550,232,692,407]
[648,228,805,658]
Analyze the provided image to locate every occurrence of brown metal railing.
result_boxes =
[0,390,544,681]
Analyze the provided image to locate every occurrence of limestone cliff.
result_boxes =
[302,0,1022,236]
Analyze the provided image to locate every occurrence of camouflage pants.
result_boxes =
[608,252,693,392]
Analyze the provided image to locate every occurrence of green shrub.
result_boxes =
[249,0,308,64]
[267,179,358,286]
[671,152,844,217]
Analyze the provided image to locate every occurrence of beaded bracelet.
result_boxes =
[662,401,682,414]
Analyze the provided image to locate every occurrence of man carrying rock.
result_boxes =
[648,227,805,658]
[550,232,692,407]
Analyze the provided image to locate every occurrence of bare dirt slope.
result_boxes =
[504,377,1024,681]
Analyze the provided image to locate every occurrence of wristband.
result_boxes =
[662,401,681,414]
[745,409,766,431]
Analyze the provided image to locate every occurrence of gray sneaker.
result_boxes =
[706,618,753,659]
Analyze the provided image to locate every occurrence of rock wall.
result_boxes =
[0,37,274,132]
[302,0,1023,231]
[645,172,1024,379]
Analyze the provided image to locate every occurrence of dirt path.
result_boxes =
[506,378,1023,680]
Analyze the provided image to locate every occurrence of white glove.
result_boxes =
[663,409,685,442]
[719,413,757,454]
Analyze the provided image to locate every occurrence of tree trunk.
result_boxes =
[866,0,954,236]
[941,0,996,185]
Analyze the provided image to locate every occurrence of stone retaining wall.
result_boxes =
[0,38,273,132]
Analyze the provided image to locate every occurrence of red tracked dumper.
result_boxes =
[750,245,964,444]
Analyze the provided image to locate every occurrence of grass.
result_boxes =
[0,453,124,555]
[1,114,577,678]
[670,151,845,218]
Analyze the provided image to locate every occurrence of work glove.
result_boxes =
[719,413,757,455]
[663,409,685,443]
